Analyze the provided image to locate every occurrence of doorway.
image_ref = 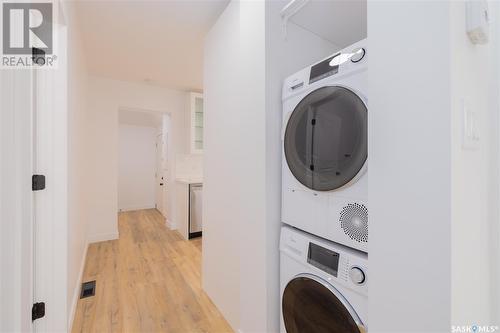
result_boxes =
[117,108,170,222]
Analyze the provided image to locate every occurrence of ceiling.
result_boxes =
[76,0,365,90]
[290,0,367,49]
[119,109,163,128]
[76,0,229,91]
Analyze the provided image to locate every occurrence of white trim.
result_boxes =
[87,232,119,244]
[67,241,88,331]
[118,205,156,212]
[32,19,68,333]
[166,219,176,230]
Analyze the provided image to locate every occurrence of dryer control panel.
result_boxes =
[309,53,340,84]
[282,38,367,101]
[308,47,366,84]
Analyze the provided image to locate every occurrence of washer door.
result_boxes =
[284,86,367,191]
[282,275,365,333]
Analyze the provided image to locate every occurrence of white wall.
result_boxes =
[450,1,500,325]
[203,1,242,329]
[203,1,336,332]
[63,0,90,328]
[85,77,189,241]
[118,124,157,211]
[238,2,267,332]
[368,2,452,331]
[369,1,500,330]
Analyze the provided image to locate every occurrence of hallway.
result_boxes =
[71,209,232,333]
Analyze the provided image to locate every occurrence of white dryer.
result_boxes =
[281,39,368,252]
[280,225,368,333]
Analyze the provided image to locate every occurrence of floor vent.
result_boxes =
[80,281,96,299]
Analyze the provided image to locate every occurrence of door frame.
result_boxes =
[32,19,69,332]
[155,132,167,216]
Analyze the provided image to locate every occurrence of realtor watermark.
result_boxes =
[1,0,57,68]
[452,325,500,333]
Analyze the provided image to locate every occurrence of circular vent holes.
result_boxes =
[340,203,368,243]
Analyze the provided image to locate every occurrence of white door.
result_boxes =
[155,134,165,216]
[0,65,35,333]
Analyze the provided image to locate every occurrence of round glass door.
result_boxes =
[282,275,364,333]
[284,86,367,191]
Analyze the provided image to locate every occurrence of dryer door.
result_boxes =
[282,274,365,333]
[284,86,367,191]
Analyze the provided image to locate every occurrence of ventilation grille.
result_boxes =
[340,203,368,243]
[80,280,96,299]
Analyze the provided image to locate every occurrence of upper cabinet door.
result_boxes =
[190,92,204,154]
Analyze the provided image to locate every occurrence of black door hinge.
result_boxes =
[32,175,46,191]
[32,47,46,66]
[32,302,45,321]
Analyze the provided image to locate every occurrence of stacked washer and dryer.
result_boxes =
[280,39,368,333]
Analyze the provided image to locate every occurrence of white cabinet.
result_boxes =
[189,92,204,154]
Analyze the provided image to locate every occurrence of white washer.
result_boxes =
[281,39,368,252]
[280,225,367,333]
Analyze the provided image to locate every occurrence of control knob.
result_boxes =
[349,266,366,285]
[350,48,365,63]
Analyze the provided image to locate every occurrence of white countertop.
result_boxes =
[175,177,203,184]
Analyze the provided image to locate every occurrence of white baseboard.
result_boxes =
[68,241,89,331]
[118,204,155,212]
[166,218,177,230]
[87,232,119,244]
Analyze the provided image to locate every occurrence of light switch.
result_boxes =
[462,98,480,150]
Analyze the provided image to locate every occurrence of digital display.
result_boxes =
[307,242,340,277]
[309,53,339,84]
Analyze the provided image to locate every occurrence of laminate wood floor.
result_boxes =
[71,209,233,333]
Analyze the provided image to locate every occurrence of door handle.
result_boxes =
[160,183,164,186]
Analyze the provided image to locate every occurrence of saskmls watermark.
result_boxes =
[452,325,499,333]
[1,0,58,68]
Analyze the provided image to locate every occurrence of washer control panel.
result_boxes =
[280,225,368,296]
